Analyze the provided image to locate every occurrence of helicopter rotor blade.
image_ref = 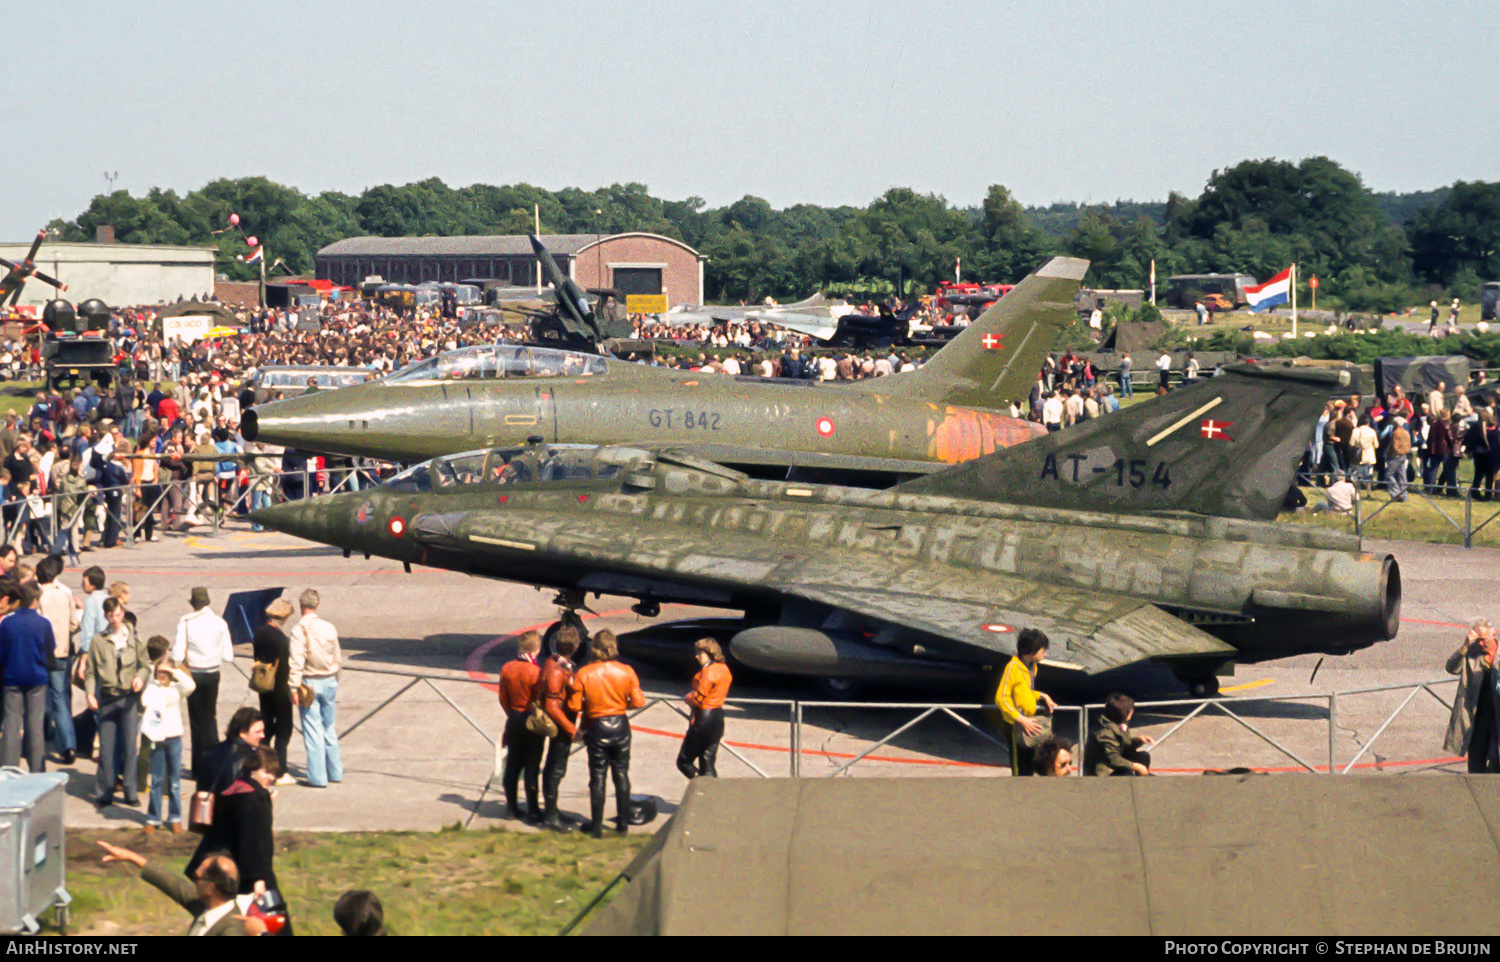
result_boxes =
[22,229,44,265]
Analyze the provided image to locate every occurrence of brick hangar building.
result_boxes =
[314,233,705,307]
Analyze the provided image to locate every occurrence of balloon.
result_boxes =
[246,237,258,248]
[229,213,240,226]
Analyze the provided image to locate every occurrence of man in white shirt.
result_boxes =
[172,587,233,777]
[1063,389,1084,426]
[1428,382,1446,417]
[36,556,79,764]
[289,589,343,788]
[1041,392,1064,433]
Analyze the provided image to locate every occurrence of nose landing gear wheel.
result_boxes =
[542,609,592,664]
[1188,676,1220,699]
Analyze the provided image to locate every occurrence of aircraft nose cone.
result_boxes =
[251,499,331,543]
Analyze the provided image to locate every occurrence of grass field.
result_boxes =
[61,826,647,937]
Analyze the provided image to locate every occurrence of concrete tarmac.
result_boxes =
[54,520,1483,835]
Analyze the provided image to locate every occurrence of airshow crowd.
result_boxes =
[0,543,353,933]
[1301,376,1500,505]
[0,291,1485,933]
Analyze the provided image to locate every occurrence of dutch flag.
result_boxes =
[243,246,263,265]
[1244,267,1291,313]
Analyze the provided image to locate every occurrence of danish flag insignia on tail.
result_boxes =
[1201,419,1234,440]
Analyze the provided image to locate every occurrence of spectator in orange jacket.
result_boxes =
[677,638,732,779]
[566,630,644,838]
[497,630,543,823]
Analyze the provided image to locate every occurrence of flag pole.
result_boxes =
[1290,263,1297,339]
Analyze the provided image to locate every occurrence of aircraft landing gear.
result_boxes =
[542,600,592,664]
[1187,676,1221,699]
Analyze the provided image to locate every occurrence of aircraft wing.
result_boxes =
[425,507,1234,675]
[778,582,1236,674]
[749,313,841,342]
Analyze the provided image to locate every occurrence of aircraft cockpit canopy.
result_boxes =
[383,346,607,384]
[382,444,652,493]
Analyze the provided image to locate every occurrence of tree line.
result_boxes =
[45,158,1498,312]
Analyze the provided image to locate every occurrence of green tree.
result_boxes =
[971,185,1054,283]
[1409,181,1500,286]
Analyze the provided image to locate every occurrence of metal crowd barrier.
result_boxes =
[1296,480,1500,549]
[0,465,374,555]
[224,662,1462,782]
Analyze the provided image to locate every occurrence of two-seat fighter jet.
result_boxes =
[253,364,1398,695]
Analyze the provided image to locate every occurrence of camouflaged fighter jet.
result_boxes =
[252,363,1399,695]
[241,257,1089,481]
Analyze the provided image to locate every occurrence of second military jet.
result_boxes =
[243,257,1088,479]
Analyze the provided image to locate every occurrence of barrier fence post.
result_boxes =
[123,486,135,548]
[1327,692,1337,775]
[792,702,802,778]
[1078,707,1087,777]
[1465,489,1473,549]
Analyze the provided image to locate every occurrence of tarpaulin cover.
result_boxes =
[582,776,1500,936]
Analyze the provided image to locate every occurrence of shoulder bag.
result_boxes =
[249,658,277,694]
[525,699,559,738]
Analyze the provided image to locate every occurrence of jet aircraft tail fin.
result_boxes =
[875,256,1088,409]
[896,364,1348,521]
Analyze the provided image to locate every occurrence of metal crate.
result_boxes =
[0,771,69,933]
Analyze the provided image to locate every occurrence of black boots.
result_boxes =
[540,794,571,832]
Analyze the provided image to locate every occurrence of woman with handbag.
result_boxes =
[185,744,293,935]
[251,599,295,784]
[995,628,1057,777]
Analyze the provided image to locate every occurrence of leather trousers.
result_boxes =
[542,730,572,799]
[584,715,632,831]
[502,711,544,814]
[676,708,724,779]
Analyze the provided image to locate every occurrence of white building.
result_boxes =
[0,241,217,309]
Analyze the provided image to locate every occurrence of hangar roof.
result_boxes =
[316,234,598,258]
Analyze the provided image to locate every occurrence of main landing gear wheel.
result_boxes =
[1188,676,1220,699]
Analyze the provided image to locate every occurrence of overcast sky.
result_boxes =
[8,0,1496,240]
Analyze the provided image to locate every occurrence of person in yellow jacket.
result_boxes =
[995,628,1056,776]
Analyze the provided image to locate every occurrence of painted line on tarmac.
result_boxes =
[1402,617,1469,629]
[186,533,274,550]
[463,607,640,694]
[1220,678,1273,693]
